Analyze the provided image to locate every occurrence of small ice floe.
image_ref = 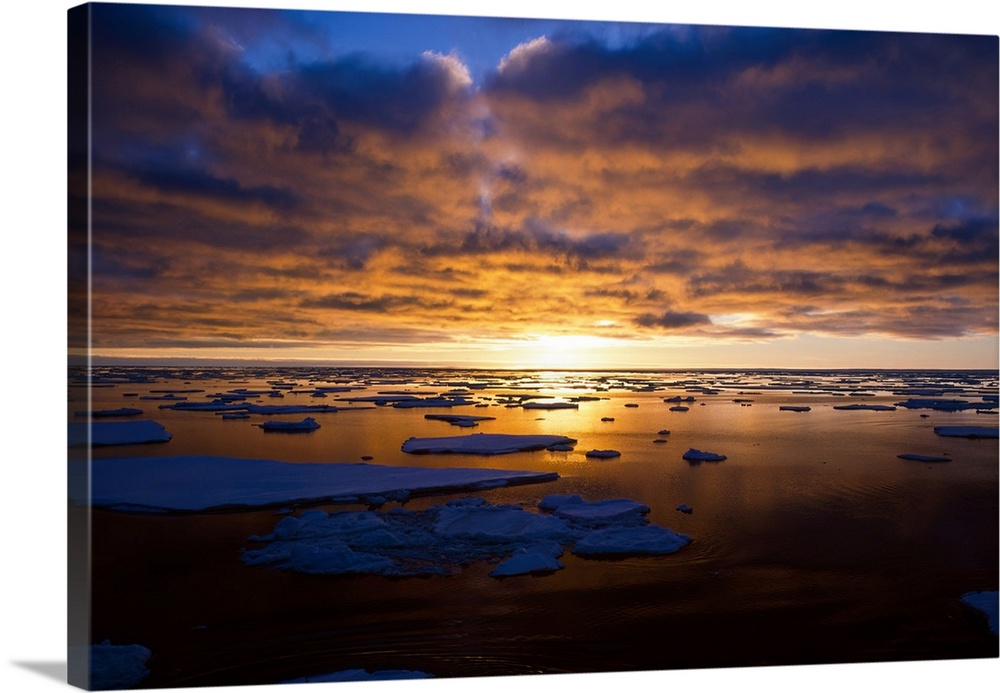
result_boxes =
[88,640,151,691]
[832,404,896,411]
[572,525,691,556]
[82,457,560,511]
[68,420,172,447]
[220,412,251,420]
[521,401,579,410]
[676,504,693,514]
[257,417,320,432]
[669,406,689,412]
[424,414,496,428]
[779,406,811,412]
[283,669,433,683]
[658,429,671,435]
[539,495,649,525]
[139,393,186,400]
[545,443,575,452]
[733,398,754,403]
[960,591,999,635]
[896,453,951,462]
[653,439,668,444]
[683,448,726,462]
[585,449,621,459]
[401,433,577,455]
[393,397,478,408]
[490,548,564,577]
[934,426,999,438]
[665,396,696,403]
[601,417,615,422]
[75,407,144,418]
[624,403,639,408]
[245,404,339,414]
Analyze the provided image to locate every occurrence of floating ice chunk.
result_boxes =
[897,453,952,462]
[82,457,560,512]
[401,433,577,455]
[490,549,564,577]
[653,439,668,444]
[221,412,250,420]
[669,406,689,412]
[895,398,993,411]
[780,406,811,412]
[683,448,726,462]
[961,591,999,635]
[658,429,671,435]
[538,495,648,525]
[258,417,320,432]
[424,414,496,427]
[434,503,570,543]
[601,417,615,422]
[676,504,693,514]
[393,397,478,408]
[833,404,896,411]
[75,407,143,418]
[283,669,433,683]
[88,640,151,691]
[522,401,579,410]
[546,443,574,451]
[665,396,695,402]
[624,403,639,408]
[572,525,691,556]
[68,420,172,447]
[585,449,621,459]
[245,404,338,414]
[934,426,999,438]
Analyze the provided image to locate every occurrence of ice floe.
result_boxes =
[81,456,559,512]
[897,453,952,462]
[895,398,996,411]
[283,669,433,683]
[257,417,320,432]
[75,407,144,418]
[779,406,811,412]
[424,413,496,427]
[243,494,690,578]
[521,401,579,410]
[960,591,999,635]
[832,404,897,411]
[585,449,621,459]
[676,504,693,514]
[88,640,151,691]
[68,420,172,447]
[683,448,727,462]
[401,433,577,455]
[934,426,999,438]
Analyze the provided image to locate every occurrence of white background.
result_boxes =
[1,1,997,692]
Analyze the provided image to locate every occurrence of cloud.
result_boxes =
[634,311,713,330]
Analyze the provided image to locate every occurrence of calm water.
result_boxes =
[69,367,999,687]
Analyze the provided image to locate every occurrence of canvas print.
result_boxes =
[68,2,999,690]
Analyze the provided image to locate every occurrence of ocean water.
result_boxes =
[69,367,999,687]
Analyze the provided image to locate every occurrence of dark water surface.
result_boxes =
[71,367,999,687]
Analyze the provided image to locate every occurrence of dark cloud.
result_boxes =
[634,311,713,330]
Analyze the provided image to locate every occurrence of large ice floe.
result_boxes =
[88,640,151,690]
[401,433,577,455]
[82,456,559,512]
[683,448,727,462]
[934,426,999,438]
[243,494,691,577]
[960,591,999,635]
[68,420,172,447]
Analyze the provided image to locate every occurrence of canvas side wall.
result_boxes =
[67,3,92,690]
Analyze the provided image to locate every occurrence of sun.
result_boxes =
[516,334,617,370]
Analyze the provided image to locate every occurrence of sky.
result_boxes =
[69,0,1000,370]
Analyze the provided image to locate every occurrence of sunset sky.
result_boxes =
[71,1,999,370]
